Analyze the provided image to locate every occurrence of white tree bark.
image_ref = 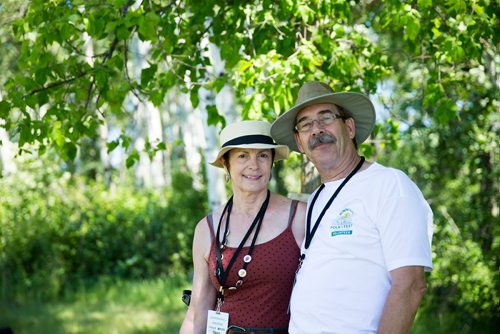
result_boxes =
[199,87,226,209]
[197,39,238,210]
[0,91,16,176]
[76,31,112,183]
[128,37,166,188]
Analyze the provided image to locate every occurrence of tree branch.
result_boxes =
[24,71,90,97]
[84,0,134,114]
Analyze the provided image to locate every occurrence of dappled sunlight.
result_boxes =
[0,276,188,334]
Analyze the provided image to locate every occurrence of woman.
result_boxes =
[180,120,306,334]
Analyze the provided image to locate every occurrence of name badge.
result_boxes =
[206,310,229,334]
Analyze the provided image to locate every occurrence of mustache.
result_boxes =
[308,133,337,150]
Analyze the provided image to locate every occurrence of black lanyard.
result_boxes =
[304,157,365,254]
[214,190,270,298]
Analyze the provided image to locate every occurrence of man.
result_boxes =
[270,81,433,333]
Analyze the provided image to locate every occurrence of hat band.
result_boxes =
[222,135,275,148]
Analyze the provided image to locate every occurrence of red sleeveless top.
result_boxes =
[207,200,300,328]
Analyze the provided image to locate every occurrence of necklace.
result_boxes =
[214,190,270,302]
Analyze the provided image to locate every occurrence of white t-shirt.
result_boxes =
[289,162,433,334]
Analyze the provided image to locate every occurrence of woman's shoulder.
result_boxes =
[194,214,210,234]
[269,192,306,214]
[270,192,293,207]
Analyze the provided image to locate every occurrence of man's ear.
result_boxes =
[294,132,305,153]
[345,117,356,139]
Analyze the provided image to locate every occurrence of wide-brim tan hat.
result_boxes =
[270,81,376,152]
[210,120,290,168]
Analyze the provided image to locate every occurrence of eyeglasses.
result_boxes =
[294,112,344,133]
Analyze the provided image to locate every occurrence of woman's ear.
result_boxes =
[221,158,231,182]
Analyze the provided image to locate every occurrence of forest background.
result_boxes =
[0,0,498,333]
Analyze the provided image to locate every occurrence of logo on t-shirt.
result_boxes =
[330,208,353,237]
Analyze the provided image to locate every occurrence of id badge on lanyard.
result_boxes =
[206,310,229,334]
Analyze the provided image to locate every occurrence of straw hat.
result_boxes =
[270,81,376,152]
[210,120,290,168]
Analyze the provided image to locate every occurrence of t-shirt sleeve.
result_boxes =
[376,172,434,272]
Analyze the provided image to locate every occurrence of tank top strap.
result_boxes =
[287,199,299,229]
[206,213,215,242]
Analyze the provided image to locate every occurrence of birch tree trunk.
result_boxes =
[0,94,16,177]
[199,41,237,210]
[199,87,226,209]
[128,37,166,189]
[302,157,320,194]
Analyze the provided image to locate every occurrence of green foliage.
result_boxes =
[0,0,390,159]
[378,124,499,331]
[0,0,498,330]
[369,2,499,327]
[0,158,207,301]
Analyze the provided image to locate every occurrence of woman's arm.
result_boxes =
[291,201,306,248]
[180,218,217,334]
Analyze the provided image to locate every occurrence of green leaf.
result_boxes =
[237,60,252,73]
[138,12,160,42]
[35,68,49,86]
[37,91,49,106]
[115,23,130,40]
[150,90,165,107]
[25,95,38,109]
[190,88,199,108]
[110,55,124,70]
[68,13,80,25]
[405,18,420,40]
[51,121,65,147]
[435,99,458,124]
[112,0,128,7]
[140,64,157,87]
[120,134,132,150]
[161,25,176,53]
[94,67,110,90]
[126,149,140,168]
[213,77,227,93]
[417,0,432,9]
[19,122,32,146]
[86,14,106,38]
[206,105,225,126]
[107,140,120,153]
[64,142,77,161]
[0,100,11,118]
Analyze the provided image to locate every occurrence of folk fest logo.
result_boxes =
[330,208,354,237]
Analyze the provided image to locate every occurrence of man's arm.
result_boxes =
[377,266,427,334]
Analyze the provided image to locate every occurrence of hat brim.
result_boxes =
[209,143,290,168]
[270,92,376,152]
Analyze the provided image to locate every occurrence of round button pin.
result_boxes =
[238,269,247,278]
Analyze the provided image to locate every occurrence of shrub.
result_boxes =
[0,159,207,301]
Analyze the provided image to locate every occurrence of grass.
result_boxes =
[411,310,498,334]
[0,275,190,334]
[1,275,496,334]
